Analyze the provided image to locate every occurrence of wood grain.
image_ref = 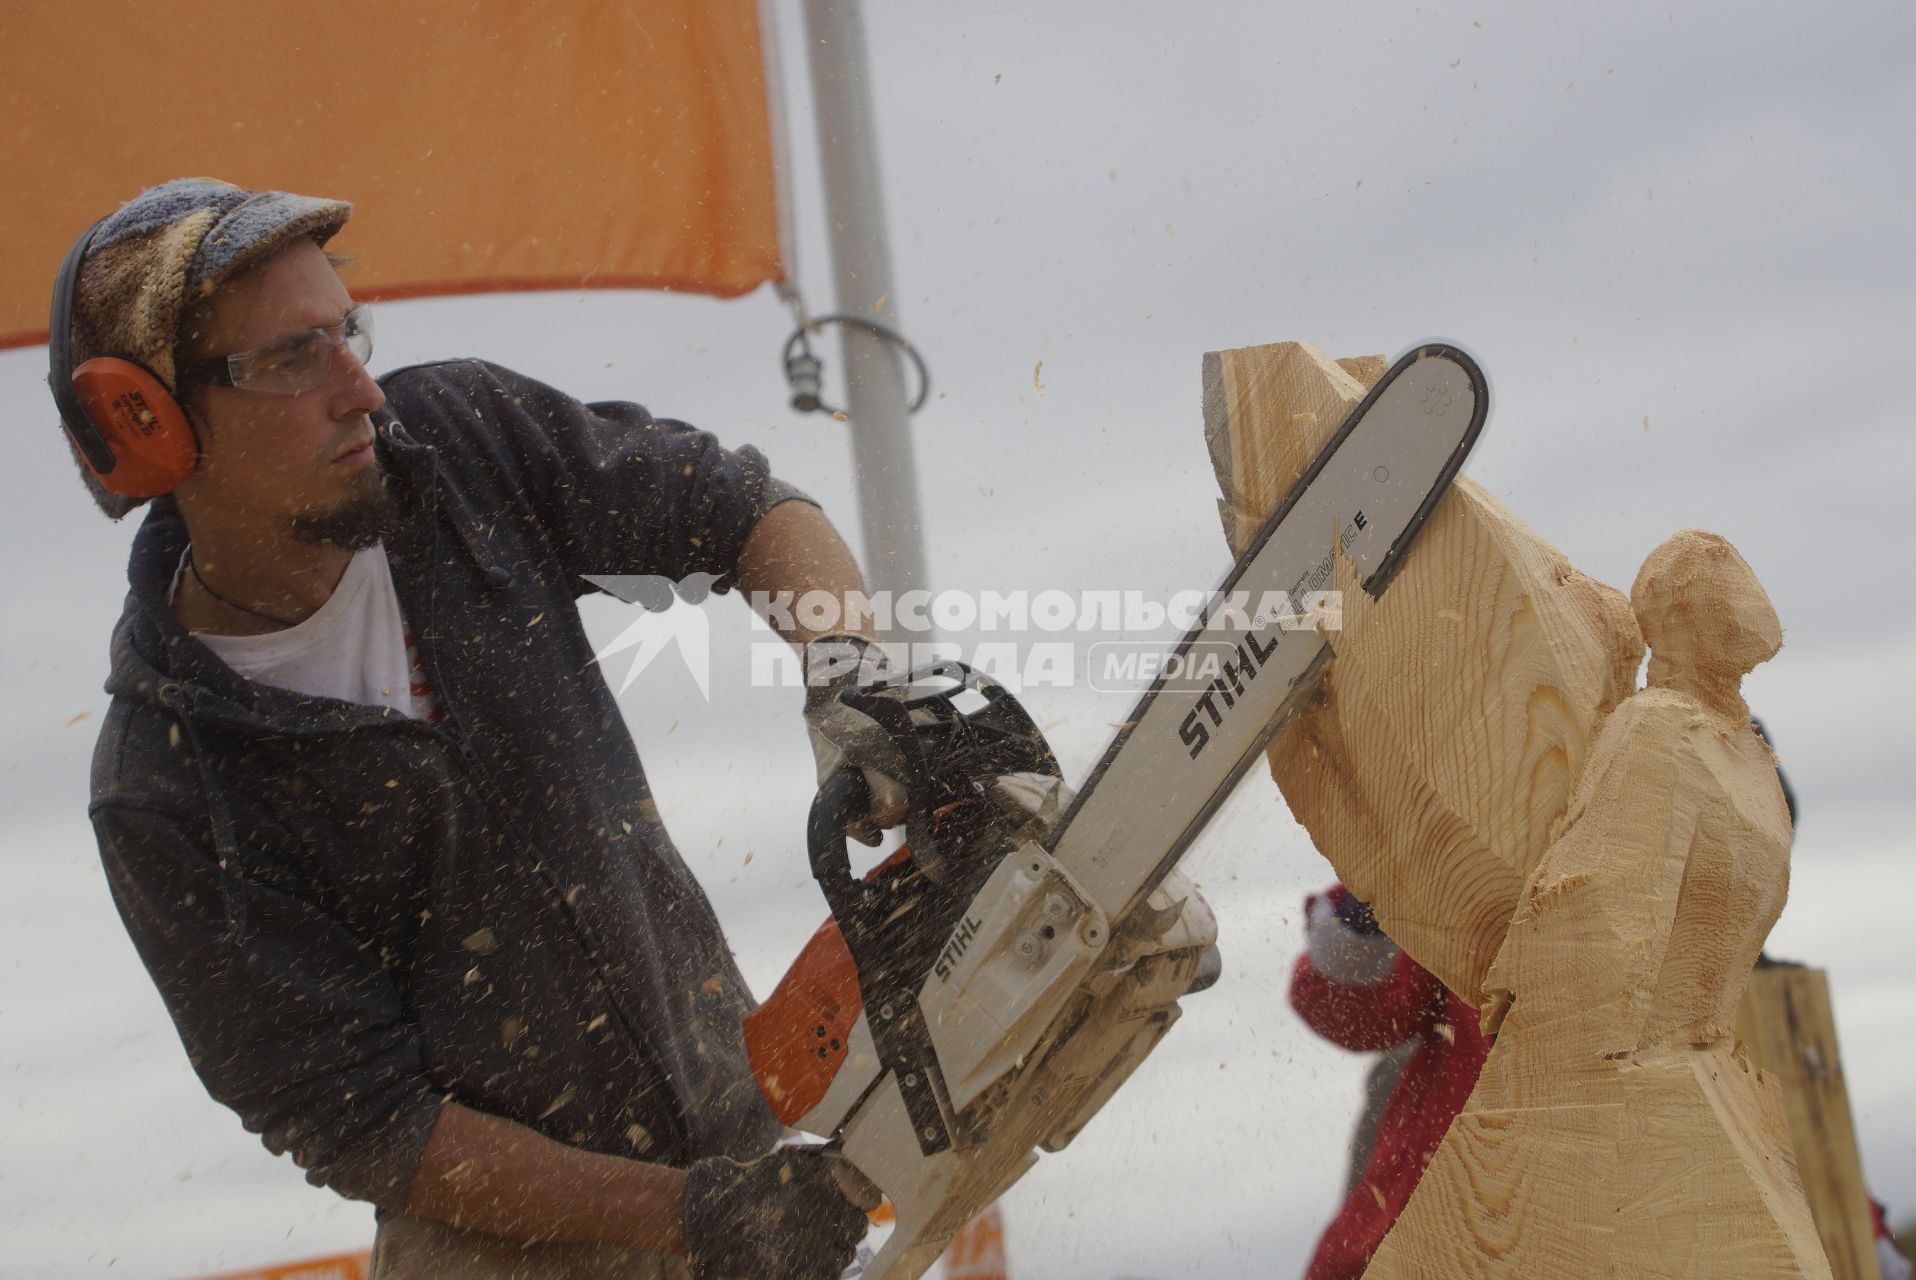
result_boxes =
[1365,1103,1623,1278]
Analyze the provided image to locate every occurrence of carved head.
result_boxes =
[1631,530,1781,691]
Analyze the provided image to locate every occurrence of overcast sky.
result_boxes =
[4,2,1913,1277]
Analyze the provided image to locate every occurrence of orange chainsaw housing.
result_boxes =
[744,846,914,1127]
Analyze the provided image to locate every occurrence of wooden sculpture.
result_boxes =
[1204,341,1830,1277]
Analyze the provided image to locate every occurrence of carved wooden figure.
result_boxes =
[1203,341,1830,1277]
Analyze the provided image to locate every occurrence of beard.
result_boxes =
[290,464,400,549]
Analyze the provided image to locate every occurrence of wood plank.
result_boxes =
[1737,966,1883,1280]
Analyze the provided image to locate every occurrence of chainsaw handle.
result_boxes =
[807,768,871,930]
[803,752,962,1160]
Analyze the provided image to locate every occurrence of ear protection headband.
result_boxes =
[47,218,199,498]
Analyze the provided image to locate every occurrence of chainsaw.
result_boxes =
[750,344,1487,1278]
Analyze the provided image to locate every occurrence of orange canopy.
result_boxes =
[0,0,782,348]
[186,1249,368,1280]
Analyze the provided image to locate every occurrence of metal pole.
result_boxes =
[801,0,931,640]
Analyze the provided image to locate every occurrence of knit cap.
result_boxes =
[69,177,352,391]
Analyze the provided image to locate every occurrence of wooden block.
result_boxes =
[1612,1049,1829,1278]
[1365,1103,1624,1279]
[1337,354,1390,388]
[1202,341,1366,557]
[1369,1051,1828,1279]
[1737,967,1883,1280]
[1201,339,1642,1001]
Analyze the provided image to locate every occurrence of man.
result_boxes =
[61,178,892,1279]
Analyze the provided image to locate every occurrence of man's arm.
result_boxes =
[734,498,878,648]
[405,1102,687,1251]
[737,499,920,838]
[406,1103,878,1276]
[98,802,690,1245]
[414,361,872,648]
[94,802,446,1212]
[404,502,886,1253]
[97,788,863,1271]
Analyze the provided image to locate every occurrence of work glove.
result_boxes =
[803,634,912,845]
[987,770,1077,845]
[682,1145,880,1280]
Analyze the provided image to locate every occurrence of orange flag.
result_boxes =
[0,0,782,348]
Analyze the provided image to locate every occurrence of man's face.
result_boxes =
[177,239,391,543]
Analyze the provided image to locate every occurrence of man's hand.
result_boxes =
[682,1145,879,1280]
[803,635,911,845]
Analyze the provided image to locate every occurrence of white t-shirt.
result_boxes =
[174,544,443,724]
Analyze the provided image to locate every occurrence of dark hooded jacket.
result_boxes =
[88,359,793,1215]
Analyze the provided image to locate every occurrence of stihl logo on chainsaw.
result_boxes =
[1175,626,1282,760]
[1178,507,1372,760]
[934,914,986,981]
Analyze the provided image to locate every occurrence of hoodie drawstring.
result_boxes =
[382,417,513,592]
[159,682,251,941]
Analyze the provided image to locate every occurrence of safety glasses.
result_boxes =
[188,303,374,395]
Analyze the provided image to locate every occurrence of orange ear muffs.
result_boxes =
[48,214,202,500]
[69,356,199,498]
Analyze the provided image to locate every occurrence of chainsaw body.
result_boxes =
[745,665,1218,1278]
